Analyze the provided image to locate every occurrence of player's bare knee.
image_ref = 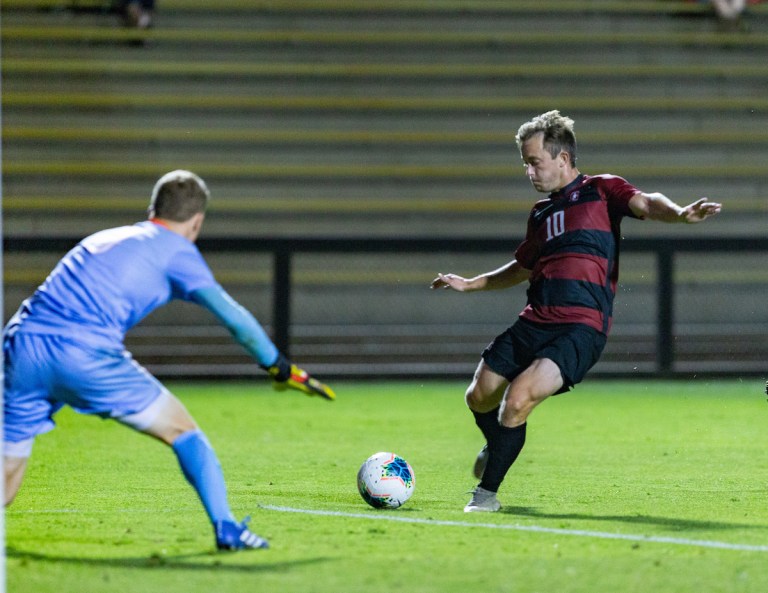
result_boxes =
[465,390,480,412]
[464,384,478,407]
[500,389,537,425]
[465,384,496,413]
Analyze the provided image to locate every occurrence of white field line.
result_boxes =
[11,504,768,553]
[261,504,768,553]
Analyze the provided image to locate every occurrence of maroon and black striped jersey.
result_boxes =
[514,174,643,335]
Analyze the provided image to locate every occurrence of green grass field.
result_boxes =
[6,379,768,593]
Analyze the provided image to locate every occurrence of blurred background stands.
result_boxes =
[2,0,767,379]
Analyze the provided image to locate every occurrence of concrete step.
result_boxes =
[6,110,768,135]
[4,26,768,65]
[6,124,768,150]
[5,89,766,113]
[4,0,768,33]
[4,65,767,103]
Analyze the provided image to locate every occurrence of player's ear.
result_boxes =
[189,212,205,240]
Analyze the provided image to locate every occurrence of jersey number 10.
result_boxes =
[545,211,565,241]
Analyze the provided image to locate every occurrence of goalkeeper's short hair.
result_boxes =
[149,170,210,222]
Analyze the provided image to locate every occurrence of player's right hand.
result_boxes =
[430,273,470,291]
[269,363,336,401]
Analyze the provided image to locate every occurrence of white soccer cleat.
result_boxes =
[464,486,501,513]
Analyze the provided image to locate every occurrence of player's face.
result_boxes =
[520,133,570,193]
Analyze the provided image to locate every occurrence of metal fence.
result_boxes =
[4,236,767,379]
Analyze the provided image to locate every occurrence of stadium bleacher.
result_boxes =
[3,0,767,377]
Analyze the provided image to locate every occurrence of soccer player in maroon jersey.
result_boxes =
[430,110,721,512]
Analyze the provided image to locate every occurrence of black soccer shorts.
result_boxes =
[481,318,607,393]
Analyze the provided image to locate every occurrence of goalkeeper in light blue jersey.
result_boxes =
[3,169,335,551]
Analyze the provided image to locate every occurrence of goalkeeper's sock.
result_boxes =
[173,429,234,524]
[478,422,527,493]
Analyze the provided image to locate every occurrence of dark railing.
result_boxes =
[5,236,767,376]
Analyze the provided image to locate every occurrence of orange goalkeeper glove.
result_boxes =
[267,354,336,401]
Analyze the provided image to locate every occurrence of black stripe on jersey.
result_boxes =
[531,201,558,225]
[549,175,604,203]
[541,228,616,261]
[527,277,613,319]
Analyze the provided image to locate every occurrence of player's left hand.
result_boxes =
[682,198,721,223]
[269,363,336,401]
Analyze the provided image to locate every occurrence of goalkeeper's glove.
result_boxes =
[267,353,336,401]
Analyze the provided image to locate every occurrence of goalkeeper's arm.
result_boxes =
[191,285,335,400]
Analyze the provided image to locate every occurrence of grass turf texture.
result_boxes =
[7,378,768,593]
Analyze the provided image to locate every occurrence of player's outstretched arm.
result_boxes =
[430,260,530,292]
[192,285,335,400]
[629,193,722,224]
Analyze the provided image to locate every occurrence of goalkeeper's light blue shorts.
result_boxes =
[3,332,165,455]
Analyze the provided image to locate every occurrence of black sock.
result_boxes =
[479,422,527,493]
[472,407,501,442]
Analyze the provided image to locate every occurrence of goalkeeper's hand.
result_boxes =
[267,354,336,401]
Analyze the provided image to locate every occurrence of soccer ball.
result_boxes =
[357,452,415,509]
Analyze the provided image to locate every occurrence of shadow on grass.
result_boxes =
[500,506,764,532]
[7,547,331,573]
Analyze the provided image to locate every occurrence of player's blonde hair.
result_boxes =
[148,170,210,221]
[515,110,577,166]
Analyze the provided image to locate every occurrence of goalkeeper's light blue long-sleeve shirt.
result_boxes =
[5,220,279,368]
[191,285,278,368]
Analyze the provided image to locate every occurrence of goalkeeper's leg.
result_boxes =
[119,390,269,550]
[120,391,234,521]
